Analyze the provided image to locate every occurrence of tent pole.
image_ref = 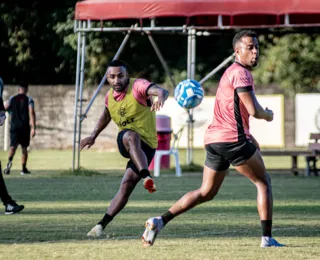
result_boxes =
[80,29,132,122]
[186,29,196,166]
[186,29,191,166]
[187,30,192,79]
[77,21,87,170]
[190,29,196,165]
[199,53,235,85]
[72,20,82,172]
[147,33,176,88]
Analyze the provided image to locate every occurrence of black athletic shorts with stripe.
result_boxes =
[117,129,156,174]
[205,140,257,171]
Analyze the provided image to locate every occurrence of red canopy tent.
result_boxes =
[72,0,320,170]
[75,0,320,27]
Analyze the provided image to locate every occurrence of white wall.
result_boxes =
[157,95,284,148]
[295,94,320,146]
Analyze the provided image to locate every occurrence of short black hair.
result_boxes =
[107,60,128,70]
[18,82,29,89]
[232,30,257,49]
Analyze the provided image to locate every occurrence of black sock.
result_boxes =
[8,157,13,162]
[261,220,272,237]
[139,169,151,179]
[161,211,174,226]
[22,163,27,171]
[98,213,114,230]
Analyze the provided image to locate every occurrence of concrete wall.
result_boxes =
[0,85,119,150]
[0,84,297,150]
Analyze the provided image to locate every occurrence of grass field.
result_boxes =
[0,150,319,259]
[0,148,317,172]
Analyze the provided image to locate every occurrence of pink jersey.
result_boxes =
[105,78,153,107]
[204,62,254,144]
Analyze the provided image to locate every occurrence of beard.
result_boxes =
[251,58,259,67]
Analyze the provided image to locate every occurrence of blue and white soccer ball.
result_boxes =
[174,79,204,109]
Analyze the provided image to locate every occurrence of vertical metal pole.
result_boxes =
[186,29,196,165]
[190,29,196,80]
[189,29,196,165]
[77,21,87,170]
[187,29,192,79]
[186,29,191,165]
[72,21,82,172]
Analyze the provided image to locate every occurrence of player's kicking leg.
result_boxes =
[87,168,140,238]
[121,130,157,194]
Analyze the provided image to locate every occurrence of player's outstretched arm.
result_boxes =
[147,85,169,111]
[238,91,273,122]
[80,107,111,150]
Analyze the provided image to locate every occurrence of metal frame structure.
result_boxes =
[72,14,320,171]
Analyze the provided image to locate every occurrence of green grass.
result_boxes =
[0,157,319,259]
[0,148,318,174]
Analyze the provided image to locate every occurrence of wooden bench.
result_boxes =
[260,133,320,176]
[260,150,312,176]
[306,133,320,176]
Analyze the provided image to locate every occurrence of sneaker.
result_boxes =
[260,236,285,248]
[142,216,164,247]
[4,161,12,175]
[87,224,103,237]
[21,168,31,175]
[5,201,24,215]
[143,177,156,193]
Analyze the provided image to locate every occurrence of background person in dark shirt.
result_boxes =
[4,82,36,175]
[0,77,24,214]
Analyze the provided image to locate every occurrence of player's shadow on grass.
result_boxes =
[17,204,320,216]
[0,221,317,244]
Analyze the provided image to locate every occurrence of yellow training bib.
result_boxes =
[108,81,157,148]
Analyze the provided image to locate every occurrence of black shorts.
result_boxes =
[10,128,30,147]
[205,140,257,171]
[117,129,156,174]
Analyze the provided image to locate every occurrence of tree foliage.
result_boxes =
[253,33,320,94]
[0,2,319,94]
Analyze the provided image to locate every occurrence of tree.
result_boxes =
[253,33,320,95]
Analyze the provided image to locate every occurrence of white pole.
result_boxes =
[77,21,87,170]
[186,29,196,165]
[72,20,82,172]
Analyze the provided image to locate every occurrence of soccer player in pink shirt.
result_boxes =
[142,30,284,248]
[80,60,169,237]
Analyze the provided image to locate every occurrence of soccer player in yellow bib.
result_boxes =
[80,60,169,237]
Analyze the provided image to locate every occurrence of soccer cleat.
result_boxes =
[4,161,12,175]
[5,201,24,215]
[260,236,285,248]
[142,216,164,247]
[21,168,31,175]
[143,177,156,193]
[87,224,103,237]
